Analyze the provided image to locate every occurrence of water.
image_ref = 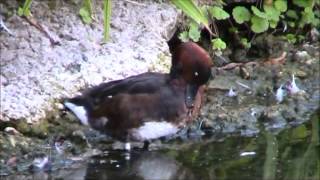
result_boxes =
[3,110,319,180]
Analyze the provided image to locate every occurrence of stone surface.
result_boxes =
[0,0,179,122]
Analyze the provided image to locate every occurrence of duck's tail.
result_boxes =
[63,96,91,126]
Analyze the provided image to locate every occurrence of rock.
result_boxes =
[295,70,308,79]
[293,51,311,62]
[0,75,9,86]
[6,156,17,167]
[4,127,20,135]
[309,28,320,42]
[0,0,180,122]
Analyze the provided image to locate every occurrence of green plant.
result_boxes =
[232,6,251,24]
[240,38,251,49]
[103,0,112,41]
[179,21,201,42]
[79,0,93,24]
[211,38,226,51]
[173,0,320,51]
[18,0,112,42]
[209,6,229,20]
[171,0,211,34]
[18,0,32,16]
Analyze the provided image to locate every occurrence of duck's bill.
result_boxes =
[185,84,199,109]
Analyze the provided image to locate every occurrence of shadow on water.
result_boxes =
[3,110,319,180]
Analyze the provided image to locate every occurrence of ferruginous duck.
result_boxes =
[64,42,213,150]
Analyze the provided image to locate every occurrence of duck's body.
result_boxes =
[64,42,212,145]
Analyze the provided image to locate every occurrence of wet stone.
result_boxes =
[293,51,311,62]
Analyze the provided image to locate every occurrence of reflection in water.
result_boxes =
[85,151,194,180]
[263,131,278,180]
[3,110,319,180]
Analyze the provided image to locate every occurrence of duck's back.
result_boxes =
[64,72,188,141]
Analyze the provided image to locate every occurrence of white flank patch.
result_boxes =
[132,122,179,141]
[64,102,89,125]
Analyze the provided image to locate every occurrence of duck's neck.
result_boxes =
[169,68,187,89]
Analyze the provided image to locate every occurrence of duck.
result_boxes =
[64,42,213,150]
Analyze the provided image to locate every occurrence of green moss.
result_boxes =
[15,118,50,139]
[148,53,171,73]
[16,121,31,134]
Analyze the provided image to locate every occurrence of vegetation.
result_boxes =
[17,0,319,46]
[172,0,320,53]
[18,0,112,42]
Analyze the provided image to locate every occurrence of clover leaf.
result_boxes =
[188,22,201,42]
[251,6,267,19]
[274,0,287,12]
[211,38,227,51]
[210,6,230,20]
[232,6,251,24]
[251,15,269,33]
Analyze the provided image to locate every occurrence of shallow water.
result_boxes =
[3,110,319,180]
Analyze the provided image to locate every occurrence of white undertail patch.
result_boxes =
[64,102,89,125]
[132,121,179,141]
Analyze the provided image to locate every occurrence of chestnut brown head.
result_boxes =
[170,42,213,108]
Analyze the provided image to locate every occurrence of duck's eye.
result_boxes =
[194,72,199,77]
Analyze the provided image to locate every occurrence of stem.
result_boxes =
[211,20,219,37]
[249,33,256,43]
[227,18,234,28]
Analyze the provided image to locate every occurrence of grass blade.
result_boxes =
[103,0,112,42]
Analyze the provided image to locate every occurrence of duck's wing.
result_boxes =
[84,72,168,101]
[64,72,168,120]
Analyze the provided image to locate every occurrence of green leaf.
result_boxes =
[269,20,278,28]
[209,6,230,20]
[240,38,251,49]
[300,7,316,27]
[274,0,287,12]
[312,17,320,27]
[232,6,251,24]
[200,5,210,20]
[297,35,305,42]
[286,10,299,19]
[251,6,267,19]
[228,27,238,33]
[18,7,24,16]
[18,0,32,17]
[285,33,297,43]
[188,22,201,42]
[179,31,189,42]
[79,0,93,24]
[264,5,280,22]
[251,15,269,33]
[288,21,296,27]
[293,0,314,8]
[211,38,226,50]
[171,0,209,29]
[103,0,112,41]
[79,7,92,24]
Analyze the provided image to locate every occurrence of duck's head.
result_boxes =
[170,42,213,108]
